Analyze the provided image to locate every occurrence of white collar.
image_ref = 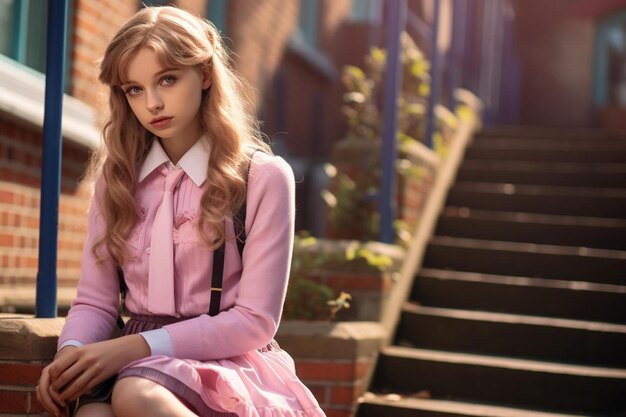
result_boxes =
[138,137,210,187]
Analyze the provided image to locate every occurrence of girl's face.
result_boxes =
[121,47,211,149]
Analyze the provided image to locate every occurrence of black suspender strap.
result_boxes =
[207,149,258,316]
[208,243,225,317]
[116,266,127,329]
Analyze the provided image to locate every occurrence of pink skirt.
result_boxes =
[73,314,326,417]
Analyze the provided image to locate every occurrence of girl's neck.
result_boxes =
[159,133,202,165]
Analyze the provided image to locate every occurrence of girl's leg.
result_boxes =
[111,377,199,417]
[74,402,114,417]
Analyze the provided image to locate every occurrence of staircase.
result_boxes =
[357,128,626,416]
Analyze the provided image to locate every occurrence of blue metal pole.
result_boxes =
[448,0,467,111]
[379,0,407,244]
[36,0,68,318]
[424,0,442,150]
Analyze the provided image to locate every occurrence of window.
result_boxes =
[140,0,171,7]
[351,0,381,23]
[298,0,319,47]
[207,0,228,35]
[594,10,626,106]
[0,0,74,92]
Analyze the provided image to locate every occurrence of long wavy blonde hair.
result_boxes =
[89,6,271,263]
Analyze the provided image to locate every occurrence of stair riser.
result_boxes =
[358,403,468,417]
[397,312,626,367]
[423,244,626,285]
[456,168,626,188]
[411,275,626,324]
[435,217,626,250]
[446,190,626,218]
[373,355,626,413]
[464,148,626,162]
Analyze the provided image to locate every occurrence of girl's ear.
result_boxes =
[202,69,212,90]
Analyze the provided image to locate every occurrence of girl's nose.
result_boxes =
[147,90,164,113]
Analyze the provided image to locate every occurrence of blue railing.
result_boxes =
[379,0,448,243]
[36,0,68,318]
[378,0,514,242]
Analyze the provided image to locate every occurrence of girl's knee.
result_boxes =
[111,376,198,417]
[74,402,115,417]
[111,377,150,416]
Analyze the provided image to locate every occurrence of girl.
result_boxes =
[36,6,326,417]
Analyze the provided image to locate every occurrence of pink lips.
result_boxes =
[150,117,173,129]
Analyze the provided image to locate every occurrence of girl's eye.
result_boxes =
[125,86,142,96]
[161,76,176,86]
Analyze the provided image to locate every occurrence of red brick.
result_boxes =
[296,362,356,381]
[324,409,351,417]
[0,390,28,413]
[307,386,328,406]
[0,189,13,203]
[0,233,13,246]
[330,386,360,405]
[0,364,43,385]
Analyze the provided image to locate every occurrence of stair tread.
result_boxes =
[402,304,626,334]
[430,235,626,259]
[452,181,626,198]
[359,393,585,417]
[383,346,626,378]
[461,159,626,173]
[472,138,626,151]
[441,206,626,228]
[478,126,620,140]
[418,267,626,295]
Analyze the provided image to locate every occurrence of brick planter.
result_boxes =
[291,239,405,322]
[0,314,386,417]
[276,320,386,417]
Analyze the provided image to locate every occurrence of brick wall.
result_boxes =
[0,316,63,417]
[0,315,386,417]
[71,0,138,111]
[512,0,596,127]
[0,119,90,293]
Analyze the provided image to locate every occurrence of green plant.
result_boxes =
[324,33,457,243]
[283,232,394,320]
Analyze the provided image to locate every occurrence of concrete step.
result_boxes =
[436,207,626,250]
[456,160,626,188]
[472,137,626,152]
[411,268,626,324]
[446,181,626,218]
[476,126,621,141]
[423,236,626,285]
[464,146,626,163]
[357,393,587,417]
[372,346,626,414]
[396,304,626,367]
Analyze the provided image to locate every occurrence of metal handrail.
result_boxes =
[36,0,68,318]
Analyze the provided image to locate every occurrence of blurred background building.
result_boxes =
[0,0,625,297]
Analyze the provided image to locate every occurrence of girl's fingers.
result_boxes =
[48,384,66,407]
[50,361,83,393]
[36,371,61,417]
[58,367,95,402]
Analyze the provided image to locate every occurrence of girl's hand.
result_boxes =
[48,335,150,402]
[37,346,76,417]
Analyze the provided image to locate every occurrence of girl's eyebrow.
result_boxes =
[121,67,180,86]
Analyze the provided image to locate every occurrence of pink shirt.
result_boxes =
[58,139,295,360]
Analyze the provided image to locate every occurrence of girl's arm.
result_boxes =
[163,153,296,360]
[58,176,121,347]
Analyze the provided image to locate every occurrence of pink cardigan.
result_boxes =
[59,143,295,361]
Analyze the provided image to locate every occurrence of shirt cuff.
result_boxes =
[140,329,174,356]
[58,339,83,350]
